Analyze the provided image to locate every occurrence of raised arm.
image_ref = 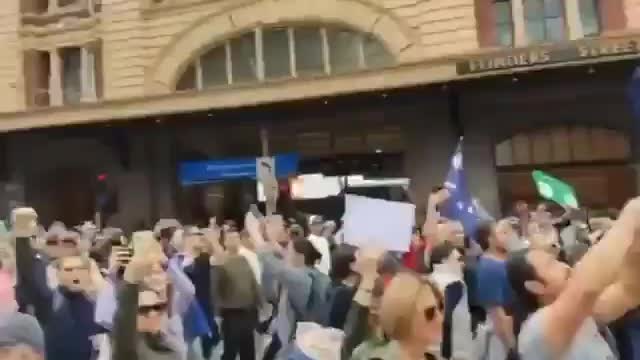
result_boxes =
[423,189,449,240]
[112,254,156,360]
[541,198,640,357]
[592,239,640,324]
[12,208,52,325]
[112,282,139,360]
[342,248,384,359]
[166,259,195,315]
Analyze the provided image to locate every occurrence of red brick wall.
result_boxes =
[599,0,627,32]
[476,0,498,47]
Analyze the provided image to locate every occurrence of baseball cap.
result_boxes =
[0,312,45,353]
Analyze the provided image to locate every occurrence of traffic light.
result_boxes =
[96,173,117,215]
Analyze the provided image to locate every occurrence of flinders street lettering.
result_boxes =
[457,39,639,75]
[467,50,551,73]
[577,40,638,58]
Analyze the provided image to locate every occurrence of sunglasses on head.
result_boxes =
[63,265,88,272]
[137,302,168,315]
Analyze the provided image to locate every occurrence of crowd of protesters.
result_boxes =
[0,186,639,360]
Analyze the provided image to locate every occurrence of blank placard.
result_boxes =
[343,194,415,252]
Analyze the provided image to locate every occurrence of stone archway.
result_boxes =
[147,0,420,94]
[494,126,634,211]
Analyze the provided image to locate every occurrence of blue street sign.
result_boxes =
[179,153,299,186]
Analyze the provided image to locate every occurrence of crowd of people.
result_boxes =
[0,186,639,360]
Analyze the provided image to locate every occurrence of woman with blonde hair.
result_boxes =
[379,272,444,360]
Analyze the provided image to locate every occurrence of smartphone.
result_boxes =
[113,245,133,265]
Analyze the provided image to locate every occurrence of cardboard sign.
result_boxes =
[343,195,415,252]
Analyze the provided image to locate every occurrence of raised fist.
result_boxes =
[429,188,450,206]
[123,254,158,285]
[11,208,38,238]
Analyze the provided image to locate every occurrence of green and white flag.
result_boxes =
[532,170,579,209]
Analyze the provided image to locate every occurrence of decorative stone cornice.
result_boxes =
[142,0,226,15]
[20,16,99,38]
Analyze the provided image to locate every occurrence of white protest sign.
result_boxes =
[343,194,415,252]
[257,157,278,214]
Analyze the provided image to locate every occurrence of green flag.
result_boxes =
[532,170,579,208]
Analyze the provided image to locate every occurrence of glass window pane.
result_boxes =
[526,20,546,42]
[544,0,563,17]
[363,34,393,69]
[327,28,361,74]
[263,27,292,79]
[61,47,82,104]
[546,17,566,41]
[580,0,600,36]
[524,0,544,19]
[581,16,600,36]
[176,64,196,91]
[293,27,325,76]
[497,24,514,46]
[495,1,512,23]
[230,32,258,83]
[201,46,228,87]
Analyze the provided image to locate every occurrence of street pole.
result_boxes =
[260,126,276,215]
[260,126,269,158]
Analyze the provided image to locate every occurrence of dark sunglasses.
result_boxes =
[137,302,168,315]
[424,301,444,321]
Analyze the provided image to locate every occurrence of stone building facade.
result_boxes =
[0,0,637,228]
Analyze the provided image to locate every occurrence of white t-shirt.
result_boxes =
[307,234,331,275]
[519,311,615,360]
[238,246,262,286]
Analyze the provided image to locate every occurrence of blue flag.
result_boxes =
[441,139,481,235]
[628,66,640,119]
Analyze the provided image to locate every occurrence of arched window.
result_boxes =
[495,126,630,167]
[176,25,394,91]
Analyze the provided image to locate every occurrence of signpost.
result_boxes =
[257,156,278,216]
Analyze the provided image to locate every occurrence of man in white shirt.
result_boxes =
[307,216,331,275]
